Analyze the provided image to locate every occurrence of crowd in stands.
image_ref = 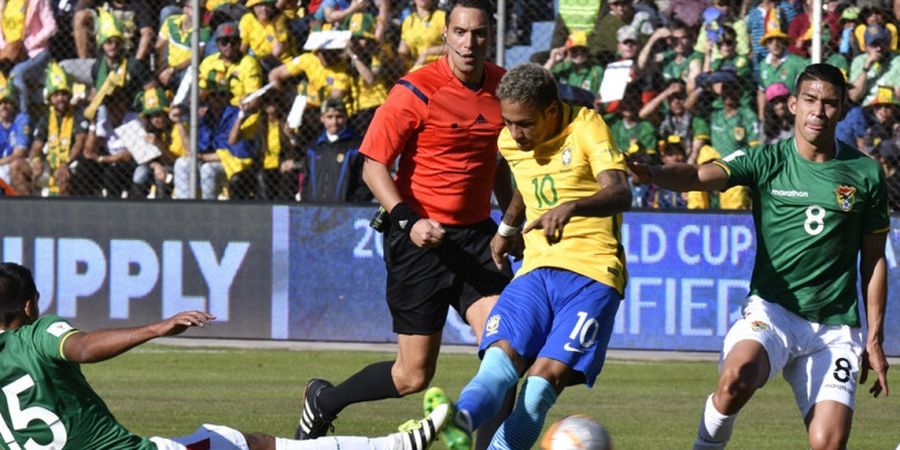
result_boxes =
[0,0,897,209]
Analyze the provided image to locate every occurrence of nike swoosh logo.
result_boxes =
[563,343,585,353]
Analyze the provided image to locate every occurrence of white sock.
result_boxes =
[693,394,737,450]
[275,436,394,450]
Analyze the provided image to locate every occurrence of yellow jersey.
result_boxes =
[499,104,628,294]
[199,52,263,106]
[285,52,352,108]
[239,12,294,64]
[400,9,445,70]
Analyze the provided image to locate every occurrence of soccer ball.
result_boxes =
[540,415,612,450]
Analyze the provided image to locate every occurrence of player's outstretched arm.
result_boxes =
[62,311,215,364]
[859,232,890,398]
[524,169,631,244]
[627,160,729,193]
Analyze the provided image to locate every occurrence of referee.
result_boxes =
[295,0,515,443]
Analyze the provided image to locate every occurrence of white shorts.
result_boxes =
[721,296,863,418]
[150,424,250,450]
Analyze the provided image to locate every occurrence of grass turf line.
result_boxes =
[84,345,900,449]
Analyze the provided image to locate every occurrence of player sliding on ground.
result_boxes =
[425,63,633,450]
[0,262,447,450]
[629,63,890,450]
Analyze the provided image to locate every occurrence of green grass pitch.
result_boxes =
[85,345,900,449]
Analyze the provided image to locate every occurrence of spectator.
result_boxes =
[17,62,90,196]
[852,6,898,53]
[131,87,182,199]
[0,0,56,115]
[240,0,294,71]
[298,98,371,202]
[598,26,658,116]
[612,87,656,207]
[649,135,688,208]
[344,12,392,132]
[398,0,445,72]
[693,3,749,59]
[638,21,700,84]
[269,42,353,148]
[543,31,604,95]
[250,90,294,200]
[89,8,150,110]
[861,86,899,154]
[156,0,211,90]
[871,134,900,212]
[849,24,900,106]
[73,0,154,60]
[84,89,139,197]
[702,25,754,109]
[171,81,244,199]
[545,0,602,53]
[762,82,794,145]
[224,104,262,200]
[0,80,32,194]
[589,0,655,62]
[639,80,703,162]
[838,6,862,57]
[746,0,796,64]
[756,27,808,122]
[315,0,369,31]
[693,82,755,209]
[787,0,840,58]
[199,22,264,108]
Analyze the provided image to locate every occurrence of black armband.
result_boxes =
[389,202,421,233]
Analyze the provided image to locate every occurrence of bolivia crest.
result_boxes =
[835,185,856,212]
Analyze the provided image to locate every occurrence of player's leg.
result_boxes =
[425,270,550,449]
[444,219,515,450]
[297,226,454,439]
[785,323,862,450]
[694,297,790,449]
[157,405,448,450]
[487,270,621,450]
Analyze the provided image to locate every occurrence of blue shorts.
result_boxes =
[479,268,621,387]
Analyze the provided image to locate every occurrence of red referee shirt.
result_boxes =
[360,56,506,226]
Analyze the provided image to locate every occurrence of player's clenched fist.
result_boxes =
[409,218,446,248]
[490,232,524,270]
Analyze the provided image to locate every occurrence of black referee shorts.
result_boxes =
[384,218,513,335]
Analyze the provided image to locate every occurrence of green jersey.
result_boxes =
[715,138,890,326]
[610,118,657,158]
[0,316,155,449]
[693,106,759,157]
[757,53,808,91]
[658,50,702,82]
[551,60,604,94]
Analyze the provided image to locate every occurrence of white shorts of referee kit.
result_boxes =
[721,295,863,418]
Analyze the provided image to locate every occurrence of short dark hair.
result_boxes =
[795,63,848,100]
[0,263,36,323]
[496,63,559,110]
[445,0,494,25]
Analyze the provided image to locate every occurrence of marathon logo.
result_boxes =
[771,189,809,198]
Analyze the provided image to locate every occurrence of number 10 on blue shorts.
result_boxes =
[480,267,622,387]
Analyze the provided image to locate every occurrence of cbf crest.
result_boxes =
[485,314,501,337]
[561,147,572,166]
[835,185,856,212]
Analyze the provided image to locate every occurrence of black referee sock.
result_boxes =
[318,361,401,416]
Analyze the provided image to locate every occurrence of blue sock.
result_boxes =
[455,347,520,430]
[488,376,557,450]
